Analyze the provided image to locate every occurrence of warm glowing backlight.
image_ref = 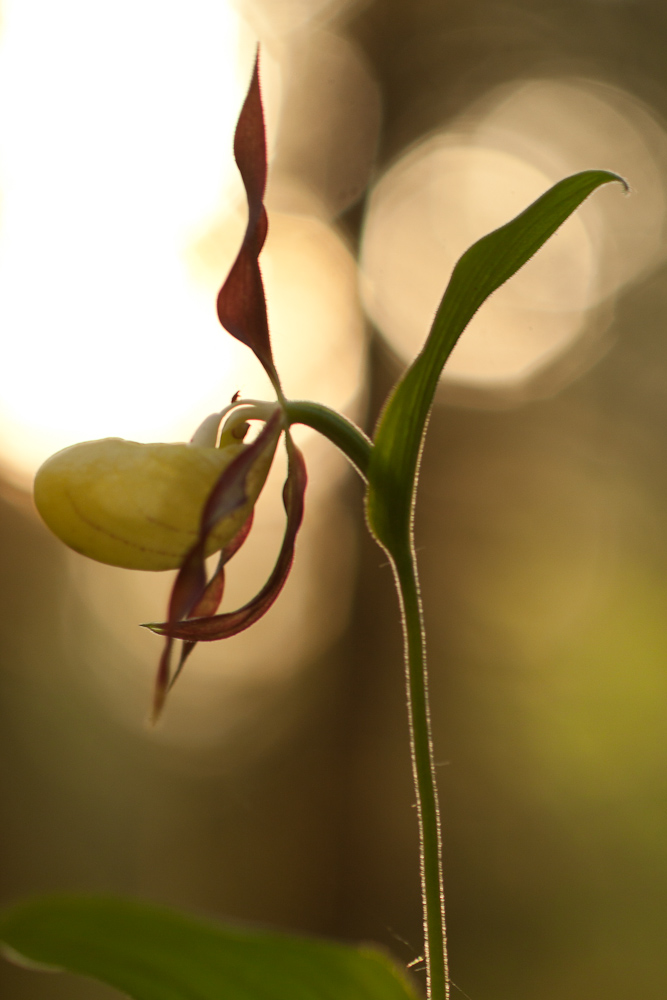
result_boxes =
[361,77,667,398]
[0,1,261,482]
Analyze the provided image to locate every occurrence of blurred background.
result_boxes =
[1,0,667,997]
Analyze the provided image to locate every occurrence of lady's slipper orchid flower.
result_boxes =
[33,52,307,720]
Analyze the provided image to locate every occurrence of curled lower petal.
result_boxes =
[192,510,254,621]
[152,514,255,722]
[165,409,282,622]
[145,434,307,643]
[166,511,255,696]
[150,415,283,718]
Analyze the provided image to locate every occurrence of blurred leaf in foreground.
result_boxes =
[0,895,420,1000]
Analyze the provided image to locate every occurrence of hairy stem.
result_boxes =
[287,394,448,996]
[283,399,372,481]
[391,539,449,1000]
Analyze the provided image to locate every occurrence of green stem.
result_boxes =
[282,400,372,481]
[285,395,447,997]
[391,538,449,1000]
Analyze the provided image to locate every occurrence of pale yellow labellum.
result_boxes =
[34,436,275,571]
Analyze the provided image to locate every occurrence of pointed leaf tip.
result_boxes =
[367,169,627,552]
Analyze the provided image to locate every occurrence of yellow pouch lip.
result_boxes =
[34,436,272,571]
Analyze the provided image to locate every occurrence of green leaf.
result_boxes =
[0,895,420,1000]
[366,169,626,552]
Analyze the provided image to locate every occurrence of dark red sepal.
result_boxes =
[150,414,282,721]
[167,511,254,693]
[147,434,306,644]
[217,52,280,391]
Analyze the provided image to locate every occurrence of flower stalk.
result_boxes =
[392,541,448,1000]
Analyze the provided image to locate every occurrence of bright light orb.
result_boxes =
[361,140,594,387]
[360,77,667,397]
[0,0,264,484]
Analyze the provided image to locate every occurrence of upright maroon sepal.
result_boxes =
[217,52,280,391]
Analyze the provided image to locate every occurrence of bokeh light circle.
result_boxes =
[360,76,667,400]
[0,0,276,484]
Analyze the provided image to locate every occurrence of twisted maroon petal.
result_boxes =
[147,434,306,643]
[150,415,282,720]
[217,52,280,391]
[167,511,255,691]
